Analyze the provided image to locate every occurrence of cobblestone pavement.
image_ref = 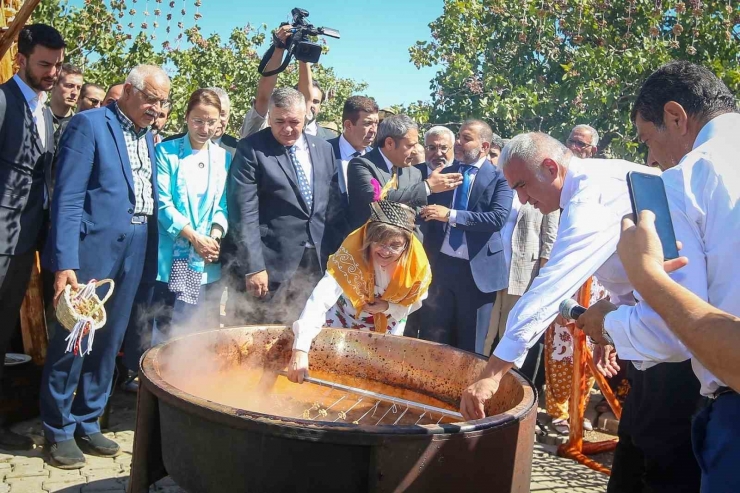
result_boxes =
[1,392,609,493]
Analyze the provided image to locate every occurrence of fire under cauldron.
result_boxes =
[130,326,536,493]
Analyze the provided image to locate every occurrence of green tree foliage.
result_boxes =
[33,0,366,135]
[411,0,740,158]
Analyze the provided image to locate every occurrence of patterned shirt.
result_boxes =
[114,103,154,215]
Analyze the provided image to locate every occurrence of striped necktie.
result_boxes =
[287,145,313,211]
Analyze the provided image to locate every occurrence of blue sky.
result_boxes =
[73,0,443,108]
[193,1,443,107]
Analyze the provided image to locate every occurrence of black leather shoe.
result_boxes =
[76,433,120,457]
[47,439,86,469]
[0,427,34,451]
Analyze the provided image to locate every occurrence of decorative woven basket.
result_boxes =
[56,279,115,331]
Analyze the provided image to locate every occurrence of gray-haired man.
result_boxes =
[346,115,463,234]
[226,87,343,324]
[566,124,600,158]
[417,125,455,180]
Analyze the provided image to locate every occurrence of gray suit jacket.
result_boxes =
[507,203,559,296]
[346,147,427,233]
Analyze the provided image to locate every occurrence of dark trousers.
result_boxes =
[227,248,322,326]
[121,280,222,372]
[150,281,221,341]
[40,222,148,443]
[0,251,35,385]
[692,392,740,493]
[608,360,702,493]
[418,254,496,354]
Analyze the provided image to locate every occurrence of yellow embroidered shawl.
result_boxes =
[326,223,432,333]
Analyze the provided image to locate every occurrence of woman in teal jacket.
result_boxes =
[152,88,231,339]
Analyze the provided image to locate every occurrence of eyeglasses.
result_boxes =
[190,117,219,128]
[425,144,451,152]
[132,86,171,109]
[566,139,593,150]
[373,241,408,255]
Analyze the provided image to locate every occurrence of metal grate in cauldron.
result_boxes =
[274,372,462,426]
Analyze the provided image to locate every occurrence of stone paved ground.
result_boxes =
[1,391,609,493]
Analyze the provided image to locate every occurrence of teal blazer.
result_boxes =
[155,134,231,285]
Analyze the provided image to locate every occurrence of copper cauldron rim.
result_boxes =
[139,326,536,437]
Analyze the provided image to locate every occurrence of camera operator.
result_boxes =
[240,25,336,140]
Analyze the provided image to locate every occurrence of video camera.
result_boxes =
[258,8,341,77]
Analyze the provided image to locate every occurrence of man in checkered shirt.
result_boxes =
[41,65,170,470]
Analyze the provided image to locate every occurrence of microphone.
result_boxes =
[559,298,586,321]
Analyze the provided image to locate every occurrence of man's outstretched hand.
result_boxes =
[460,377,499,421]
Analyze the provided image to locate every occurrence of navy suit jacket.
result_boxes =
[43,104,159,283]
[425,160,513,293]
[226,127,344,283]
[0,78,55,256]
[414,163,430,181]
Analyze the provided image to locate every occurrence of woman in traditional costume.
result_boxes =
[287,186,432,384]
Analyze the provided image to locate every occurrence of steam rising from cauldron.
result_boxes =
[132,263,322,401]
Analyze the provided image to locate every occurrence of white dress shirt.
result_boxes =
[502,195,523,270]
[440,156,487,260]
[305,120,318,137]
[13,74,47,143]
[605,112,740,396]
[337,134,370,194]
[292,267,427,352]
[378,149,394,173]
[493,157,660,367]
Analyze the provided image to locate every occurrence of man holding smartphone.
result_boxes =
[578,61,739,492]
[459,131,702,492]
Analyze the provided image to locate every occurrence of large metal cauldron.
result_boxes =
[138,326,536,493]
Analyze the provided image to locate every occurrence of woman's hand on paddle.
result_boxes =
[364,300,389,314]
[287,350,309,384]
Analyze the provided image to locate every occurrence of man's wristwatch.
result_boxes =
[445,210,451,219]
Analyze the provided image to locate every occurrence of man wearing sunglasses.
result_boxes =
[77,83,105,112]
[566,124,600,159]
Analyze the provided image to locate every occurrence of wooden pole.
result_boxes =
[0,0,42,59]
[19,252,48,365]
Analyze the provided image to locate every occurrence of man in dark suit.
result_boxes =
[40,65,170,469]
[346,115,463,234]
[419,119,513,354]
[227,87,343,324]
[327,96,379,203]
[0,23,64,450]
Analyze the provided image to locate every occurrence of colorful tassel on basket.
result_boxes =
[64,281,99,356]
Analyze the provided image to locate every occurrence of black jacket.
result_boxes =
[0,77,54,255]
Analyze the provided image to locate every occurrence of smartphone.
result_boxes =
[626,171,680,260]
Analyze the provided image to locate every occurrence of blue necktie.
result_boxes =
[288,145,313,211]
[449,165,475,250]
